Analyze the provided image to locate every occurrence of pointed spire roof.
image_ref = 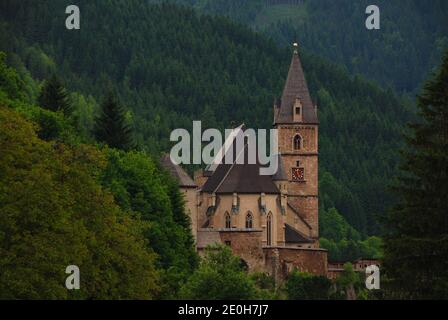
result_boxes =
[274,43,318,124]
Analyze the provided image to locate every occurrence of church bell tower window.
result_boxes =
[293,134,302,150]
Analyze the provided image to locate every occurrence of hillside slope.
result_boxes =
[0,0,412,235]
[164,0,448,94]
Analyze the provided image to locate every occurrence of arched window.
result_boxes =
[266,212,273,246]
[245,212,253,229]
[225,212,231,229]
[293,134,302,150]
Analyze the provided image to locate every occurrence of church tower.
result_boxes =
[273,43,319,239]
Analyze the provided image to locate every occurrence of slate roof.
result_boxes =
[272,153,287,181]
[274,46,318,124]
[201,145,281,194]
[160,154,197,188]
[201,125,281,194]
[284,223,314,243]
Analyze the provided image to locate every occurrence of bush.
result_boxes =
[285,270,332,300]
[180,245,257,300]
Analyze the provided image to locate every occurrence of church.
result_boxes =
[161,44,328,281]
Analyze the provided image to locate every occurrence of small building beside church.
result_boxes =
[162,44,328,281]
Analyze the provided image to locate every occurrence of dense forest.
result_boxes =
[0,0,414,249]
[0,52,197,298]
[163,0,448,94]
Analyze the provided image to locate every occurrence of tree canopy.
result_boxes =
[0,106,160,299]
[383,51,448,299]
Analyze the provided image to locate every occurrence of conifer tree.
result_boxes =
[38,74,71,115]
[383,52,448,299]
[94,92,135,151]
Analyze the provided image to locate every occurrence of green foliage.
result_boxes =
[175,0,448,94]
[0,52,26,101]
[100,148,198,298]
[38,74,71,115]
[333,262,367,300]
[70,92,98,142]
[319,204,382,261]
[0,51,197,299]
[0,52,78,143]
[94,93,135,151]
[0,0,413,236]
[0,106,160,299]
[320,236,383,262]
[249,272,279,300]
[320,207,360,241]
[383,51,448,299]
[19,106,69,141]
[180,245,257,300]
[285,270,332,300]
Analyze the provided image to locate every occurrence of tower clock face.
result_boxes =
[292,167,304,181]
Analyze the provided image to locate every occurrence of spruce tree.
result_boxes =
[94,93,135,151]
[38,74,71,115]
[383,52,448,299]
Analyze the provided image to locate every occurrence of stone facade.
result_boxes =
[264,247,328,282]
[275,124,319,237]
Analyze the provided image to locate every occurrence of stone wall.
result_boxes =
[219,230,266,272]
[287,195,318,238]
[196,230,328,281]
[199,193,286,247]
[276,124,319,237]
[264,247,327,282]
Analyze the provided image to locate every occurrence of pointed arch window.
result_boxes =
[293,134,302,150]
[245,212,253,229]
[225,212,231,229]
[266,212,273,246]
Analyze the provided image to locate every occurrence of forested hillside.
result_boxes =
[0,52,197,298]
[0,0,410,245]
[163,0,448,94]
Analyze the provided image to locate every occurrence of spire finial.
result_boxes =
[293,42,299,54]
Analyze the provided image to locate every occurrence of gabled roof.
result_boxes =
[201,144,280,194]
[205,123,244,173]
[201,129,281,194]
[160,154,197,188]
[274,45,318,124]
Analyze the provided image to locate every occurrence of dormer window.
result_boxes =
[293,97,303,122]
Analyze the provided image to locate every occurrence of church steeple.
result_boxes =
[274,42,319,239]
[274,43,318,125]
